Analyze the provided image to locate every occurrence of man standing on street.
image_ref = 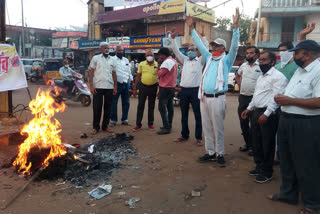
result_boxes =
[241,51,288,183]
[268,40,320,214]
[237,46,261,156]
[132,49,158,131]
[170,28,203,145]
[157,47,178,135]
[89,42,117,134]
[110,45,133,126]
[186,8,240,167]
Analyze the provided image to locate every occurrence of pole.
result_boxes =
[0,0,5,42]
[21,0,25,57]
[255,0,262,47]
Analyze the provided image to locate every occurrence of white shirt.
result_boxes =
[89,54,116,89]
[247,67,288,117]
[59,66,77,81]
[282,59,320,115]
[114,56,133,84]
[237,61,261,96]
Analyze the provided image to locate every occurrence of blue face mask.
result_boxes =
[187,51,196,59]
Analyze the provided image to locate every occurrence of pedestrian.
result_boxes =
[156,47,178,135]
[170,28,204,146]
[132,49,158,131]
[237,46,261,156]
[186,8,240,167]
[59,59,78,96]
[89,42,117,134]
[110,45,133,126]
[241,51,288,183]
[269,40,320,214]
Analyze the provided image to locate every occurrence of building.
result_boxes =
[256,0,320,50]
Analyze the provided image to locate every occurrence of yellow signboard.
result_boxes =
[187,2,215,24]
[158,0,186,15]
[46,71,62,79]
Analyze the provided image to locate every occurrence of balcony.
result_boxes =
[261,0,320,16]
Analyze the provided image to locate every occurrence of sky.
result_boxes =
[5,0,259,30]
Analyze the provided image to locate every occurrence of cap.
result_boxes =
[289,40,320,52]
[211,38,227,48]
[99,42,109,47]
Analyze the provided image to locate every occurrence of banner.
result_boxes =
[0,44,28,92]
[104,0,170,7]
[52,38,68,49]
[130,35,164,49]
[187,2,215,24]
[158,0,185,15]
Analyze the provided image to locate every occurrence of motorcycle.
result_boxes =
[50,73,91,106]
[173,85,181,106]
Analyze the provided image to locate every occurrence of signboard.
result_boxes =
[69,40,79,49]
[46,71,62,79]
[78,40,104,49]
[0,44,28,91]
[130,35,164,49]
[158,0,186,15]
[187,2,215,24]
[108,44,130,49]
[52,38,68,49]
[104,0,170,7]
[189,0,210,2]
[106,37,130,45]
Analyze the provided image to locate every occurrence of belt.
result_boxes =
[253,107,267,112]
[141,83,158,88]
[281,112,320,119]
[204,92,225,98]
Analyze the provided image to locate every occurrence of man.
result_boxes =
[241,51,288,183]
[132,49,158,131]
[110,45,133,126]
[237,46,261,156]
[59,60,78,96]
[269,40,320,214]
[186,8,240,167]
[170,28,203,145]
[157,47,178,135]
[89,42,117,134]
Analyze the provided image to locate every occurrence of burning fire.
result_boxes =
[13,89,67,175]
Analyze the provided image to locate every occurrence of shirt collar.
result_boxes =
[245,60,259,67]
[304,58,319,72]
[187,57,199,61]
[263,66,275,76]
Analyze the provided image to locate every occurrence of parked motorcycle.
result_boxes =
[50,73,91,106]
[30,68,44,83]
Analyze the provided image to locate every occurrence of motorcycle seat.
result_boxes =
[54,79,65,88]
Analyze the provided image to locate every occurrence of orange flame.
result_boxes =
[13,89,67,175]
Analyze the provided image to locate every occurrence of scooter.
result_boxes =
[50,73,91,106]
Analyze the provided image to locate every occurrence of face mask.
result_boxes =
[116,52,123,59]
[109,52,115,56]
[211,51,222,57]
[146,56,154,62]
[246,57,254,63]
[279,51,293,68]
[64,65,69,68]
[103,53,109,58]
[187,51,196,59]
[294,55,305,68]
[259,64,272,74]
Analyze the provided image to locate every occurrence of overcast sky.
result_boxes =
[6,0,259,29]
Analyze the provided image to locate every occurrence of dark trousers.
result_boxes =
[238,94,253,148]
[278,113,320,210]
[63,80,74,95]
[251,108,279,177]
[93,89,113,131]
[158,87,174,130]
[180,87,202,140]
[136,83,158,127]
[111,82,130,122]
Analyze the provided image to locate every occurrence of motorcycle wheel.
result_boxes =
[80,95,91,106]
[30,77,37,83]
[55,96,63,104]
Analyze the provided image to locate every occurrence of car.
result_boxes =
[21,59,39,80]
[228,66,239,92]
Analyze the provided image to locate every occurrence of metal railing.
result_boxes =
[262,0,317,8]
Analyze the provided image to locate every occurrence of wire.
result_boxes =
[192,0,233,17]
[79,0,87,7]
[6,1,10,25]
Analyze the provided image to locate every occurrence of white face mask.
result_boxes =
[64,64,69,68]
[279,51,293,68]
[146,56,154,62]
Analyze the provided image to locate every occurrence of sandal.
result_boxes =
[196,140,203,146]
[267,193,298,205]
[300,208,319,214]
[174,137,188,143]
[91,129,98,135]
[103,128,113,133]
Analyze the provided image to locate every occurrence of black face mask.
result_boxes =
[103,53,109,58]
[259,64,272,74]
[294,57,305,68]
[109,52,115,56]
[246,57,254,63]
[116,53,123,59]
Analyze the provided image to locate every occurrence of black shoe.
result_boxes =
[198,153,216,163]
[249,169,259,176]
[248,149,254,156]
[157,129,170,135]
[217,155,226,167]
[239,145,249,152]
[255,174,272,183]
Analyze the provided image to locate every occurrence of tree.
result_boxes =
[216,17,232,31]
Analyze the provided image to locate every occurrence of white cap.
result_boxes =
[212,38,226,48]
[99,42,109,47]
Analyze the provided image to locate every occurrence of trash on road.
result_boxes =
[191,190,201,197]
[81,133,88,139]
[125,197,140,208]
[88,184,112,200]
[88,144,95,153]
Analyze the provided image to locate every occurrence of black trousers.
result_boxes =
[251,108,279,177]
[158,87,175,129]
[63,80,75,95]
[180,87,202,140]
[278,113,320,210]
[92,89,113,131]
[136,83,158,127]
[237,94,253,148]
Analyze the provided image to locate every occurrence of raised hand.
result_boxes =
[299,23,316,40]
[171,27,176,39]
[186,16,194,30]
[233,7,240,28]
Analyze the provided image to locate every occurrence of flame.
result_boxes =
[13,89,67,175]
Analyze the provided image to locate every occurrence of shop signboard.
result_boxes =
[52,38,68,49]
[78,40,104,49]
[104,0,170,7]
[130,35,164,49]
[187,2,215,24]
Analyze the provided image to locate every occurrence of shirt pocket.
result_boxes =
[289,80,312,98]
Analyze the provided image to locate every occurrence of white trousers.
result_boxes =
[200,95,226,156]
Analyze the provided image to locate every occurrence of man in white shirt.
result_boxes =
[241,51,288,183]
[170,28,204,145]
[110,45,133,126]
[236,46,261,155]
[269,40,320,214]
[59,60,78,96]
[89,42,117,134]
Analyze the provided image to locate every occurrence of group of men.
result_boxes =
[86,8,320,213]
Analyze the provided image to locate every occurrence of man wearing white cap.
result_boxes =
[186,8,240,167]
[89,42,117,134]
